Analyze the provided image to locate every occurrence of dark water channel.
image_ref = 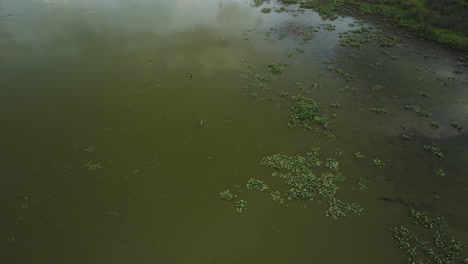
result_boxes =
[1,0,467,263]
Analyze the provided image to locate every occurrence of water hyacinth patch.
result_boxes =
[246,178,269,191]
[371,159,386,167]
[220,190,235,201]
[235,200,248,213]
[424,145,444,160]
[265,62,288,74]
[271,191,284,204]
[450,122,464,131]
[392,210,467,264]
[261,146,362,219]
[288,96,330,129]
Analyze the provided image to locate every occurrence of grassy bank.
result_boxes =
[271,0,468,52]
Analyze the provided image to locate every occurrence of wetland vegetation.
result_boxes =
[1,0,467,263]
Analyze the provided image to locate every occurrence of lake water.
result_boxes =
[1,0,467,263]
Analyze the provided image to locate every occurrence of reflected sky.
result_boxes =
[0,0,265,76]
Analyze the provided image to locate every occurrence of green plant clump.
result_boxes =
[288,96,330,129]
[246,178,269,191]
[405,105,431,117]
[265,62,287,74]
[261,147,361,220]
[450,122,464,131]
[235,200,248,213]
[271,191,284,204]
[391,210,467,264]
[430,122,440,129]
[434,169,446,177]
[424,145,444,160]
[354,152,365,159]
[220,190,235,201]
[371,108,388,114]
[358,178,370,190]
[261,7,272,14]
[371,159,386,167]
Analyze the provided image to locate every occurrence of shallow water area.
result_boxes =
[1,0,467,263]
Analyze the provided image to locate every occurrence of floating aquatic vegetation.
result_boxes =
[357,178,370,190]
[271,191,284,204]
[329,103,341,109]
[246,178,269,191]
[251,0,266,7]
[220,190,235,201]
[402,132,415,141]
[418,91,431,98]
[430,122,440,129]
[235,200,248,213]
[294,47,304,53]
[241,28,256,40]
[434,169,446,177]
[391,210,467,264]
[261,147,361,219]
[371,159,386,167]
[324,131,336,140]
[354,152,365,159]
[450,122,464,131]
[334,68,356,81]
[339,86,358,93]
[324,197,363,220]
[405,105,431,117]
[261,7,272,14]
[371,108,388,114]
[372,84,383,91]
[288,95,330,129]
[322,23,336,31]
[424,145,444,160]
[325,158,340,172]
[339,26,400,50]
[368,62,382,71]
[265,62,288,74]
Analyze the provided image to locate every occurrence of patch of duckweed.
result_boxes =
[392,210,467,264]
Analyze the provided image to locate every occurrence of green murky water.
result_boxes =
[1,0,467,263]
